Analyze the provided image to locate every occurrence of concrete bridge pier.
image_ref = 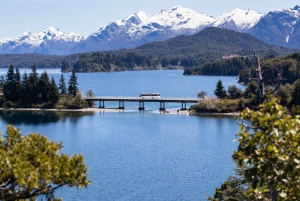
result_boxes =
[99,100,105,108]
[181,102,187,110]
[159,102,166,111]
[138,101,145,110]
[118,101,125,109]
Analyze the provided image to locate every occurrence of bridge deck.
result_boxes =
[85,96,200,103]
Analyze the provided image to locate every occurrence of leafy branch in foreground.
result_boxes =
[208,98,300,200]
[235,99,300,200]
[0,125,90,200]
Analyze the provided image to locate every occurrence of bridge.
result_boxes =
[84,96,200,111]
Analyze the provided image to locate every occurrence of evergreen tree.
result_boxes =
[3,65,16,103]
[61,60,70,72]
[28,63,39,104]
[48,77,59,107]
[14,67,22,103]
[58,74,67,94]
[38,71,51,103]
[290,79,300,107]
[214,79,227,99]
[21,71,31,106]
[68,69,78,98]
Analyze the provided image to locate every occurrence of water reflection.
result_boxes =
[0,110,95,125]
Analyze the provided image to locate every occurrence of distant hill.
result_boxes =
[71,27,298,73]
[128,27,296,59]
[0,53,81,69]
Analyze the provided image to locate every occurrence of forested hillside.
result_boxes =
[1,28,298,72]
[0,53,81,69]
[184,52,300,85]
[71,27,298,72]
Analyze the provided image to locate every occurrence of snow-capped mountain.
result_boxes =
[0,26,84,55]
[1,5,300,55]
[70,6,215,53]
[247,5,300,48]
[128,6,214,39]
[69,11,151,53]
[211,8,264,31]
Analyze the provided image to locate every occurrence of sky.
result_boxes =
[0,0,299,39]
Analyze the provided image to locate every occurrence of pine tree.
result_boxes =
[214,79,227,99]
[38,71,51,103]
[58,74,67,94]
[21,71,31,106]
[48,77,59,107]
[68,69,78,98]
[14,67,22,103]
[28,64,39,104]
[3,65,16,103]
[290,79,300,107]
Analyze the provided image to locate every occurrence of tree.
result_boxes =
[48,77,60,107]
[58,74,67,95]
[198,90,207,100]
[227,85,242,99]
[14,67,22,104]
[68,69,78,98]
[3,65,16,103]
[86,90,95,107]
[38,71,51,103]
[28,64,39,104]
[214,79,227,99]
[0,125,90,200]
[234,98,300,199]
[21,71,31,107]
[290,79,300,107]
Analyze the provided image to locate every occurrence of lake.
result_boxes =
[0,69,243,200]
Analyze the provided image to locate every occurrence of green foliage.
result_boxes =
[0,125,90,200]
[61,60,72,72]
[234,99,300,199]
[276,84,294,106]
[207,175,248,201]
[184,57,254,76]
[227,85,243,99]
[55,92,88,109]
[58,74,67,95]
[0,53,80,69]
[193,98,241,113]
[3,65,17,103]
[239,52,300,85]
[214,79,227,99]
[68,69,78,98]
[290,79,300,107]
[2,65,63,109]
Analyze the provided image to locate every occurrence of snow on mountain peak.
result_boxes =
[135,11,151,22]
[128,5,215,38]
[114,11,151,26]
[0,37,12,44]
[211,8,263,30]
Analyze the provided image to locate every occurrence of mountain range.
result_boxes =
[0,5,299,55]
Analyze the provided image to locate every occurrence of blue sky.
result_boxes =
[0,0,299,39]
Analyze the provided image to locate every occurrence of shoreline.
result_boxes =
[0,107,240,117]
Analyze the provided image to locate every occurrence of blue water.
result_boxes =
[0,69,243,200]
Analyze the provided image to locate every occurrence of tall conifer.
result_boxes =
[68,69,78,98]
[58,74,67,94]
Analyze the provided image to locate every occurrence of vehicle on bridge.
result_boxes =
[140,93,161,99]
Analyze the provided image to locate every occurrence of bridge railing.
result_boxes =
[84,96,200,101]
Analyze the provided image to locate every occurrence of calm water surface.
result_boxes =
[0,69,243,200]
